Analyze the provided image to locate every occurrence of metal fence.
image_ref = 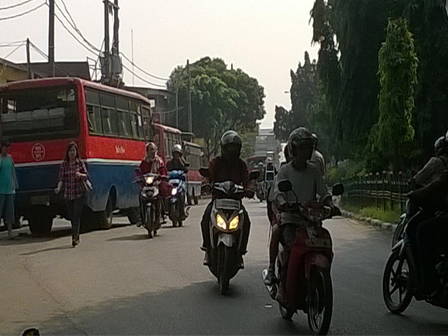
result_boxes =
[340,171,413,212]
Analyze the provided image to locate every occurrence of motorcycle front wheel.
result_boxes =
[171,203,178,227]
[307,267,333,335]
[218,245,231,295]
[383,251,414,314]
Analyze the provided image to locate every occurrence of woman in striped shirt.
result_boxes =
[55,142,88,247]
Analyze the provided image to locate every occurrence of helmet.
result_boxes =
[221,130,242,148]
[434,136,448,156]
[287,127,314,159]
[173,144,182,154]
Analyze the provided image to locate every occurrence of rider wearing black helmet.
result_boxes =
[200,130,252,266]
[264,127,339,290]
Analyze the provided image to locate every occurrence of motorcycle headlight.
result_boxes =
[229,216,239,230]
[145,176,155,184]
[216,214,226,230]
[171,187,178,196]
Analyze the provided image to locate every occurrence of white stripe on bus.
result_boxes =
[15,158,141,168]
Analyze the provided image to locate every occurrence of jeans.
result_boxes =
[201,200,251,253]
[66,195,86,239]
[0,194,14,238]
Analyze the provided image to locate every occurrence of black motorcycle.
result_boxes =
[383,211,448,313]
[134,169,163,238]
[199,168,258,295]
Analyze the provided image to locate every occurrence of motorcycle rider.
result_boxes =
[166,144,189,220]
[140,142,168,176]
[166,144,189,172]
[200,130,252,266]
[265,127,340,300]
[138,142,169,226]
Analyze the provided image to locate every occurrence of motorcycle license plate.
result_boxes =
[306,238,331,248]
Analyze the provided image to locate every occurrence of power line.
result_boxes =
[0,0,36,11]
[0,40,27,47]
[0,1,45,20]
[52,11,98,56]
[122,63,167,88]
[2,43,25,60]
[54,0,100,53]
[121,52,169,81]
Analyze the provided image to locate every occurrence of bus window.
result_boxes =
[142,105,151,141]
[116,97,132,138]
[100,93,118,136]
[85,89,102,134]
[0,86,78,141]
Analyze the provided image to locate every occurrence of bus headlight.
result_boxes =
[145,176,155,184]
[229,216,239,230]
[216,214,226,230]
[171,187,178,196]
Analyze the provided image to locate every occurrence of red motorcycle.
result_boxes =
[263,180,343,335]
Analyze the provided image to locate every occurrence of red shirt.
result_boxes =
[58,159,88,200]
[139,156,167,176]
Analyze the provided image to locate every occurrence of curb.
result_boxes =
[340,209,397,232]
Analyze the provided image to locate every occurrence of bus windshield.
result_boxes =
[0,86,79,141]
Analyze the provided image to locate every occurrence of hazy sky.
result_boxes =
[0,0,319,128]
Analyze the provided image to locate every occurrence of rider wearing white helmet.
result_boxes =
[166,144,189,172]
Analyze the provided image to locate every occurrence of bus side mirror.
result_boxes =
[249,171,260,180]
[199,167,210,178]
[278,180,293,193]
[332,183,344,196]
[185,162,190,168]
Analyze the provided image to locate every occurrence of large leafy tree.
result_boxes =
[167,57,265,158]
[370,17,418,171]
[273,52,318,142]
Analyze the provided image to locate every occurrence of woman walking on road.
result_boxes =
[55,142,88,247]
[0,139,19,240]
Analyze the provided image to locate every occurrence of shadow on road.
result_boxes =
[15,264,312,336]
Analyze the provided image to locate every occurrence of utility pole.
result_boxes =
[187,59,192,133]
[103,0,110,83]
[112,0,119,57]
[26,38,31,79]
[48,0,55,76]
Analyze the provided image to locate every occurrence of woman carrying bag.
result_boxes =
[55,142,89,247]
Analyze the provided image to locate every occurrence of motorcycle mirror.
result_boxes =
[249,170,260,180]
[199,167,210,178]
[332,183,344,196]
[185,162,190,167]
[135,168,142,176]
[278,180,293,192]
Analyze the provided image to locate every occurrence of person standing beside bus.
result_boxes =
[0,139,19,240]
[55,142,88,247]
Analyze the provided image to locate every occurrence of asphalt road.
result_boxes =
[1,199,448,335]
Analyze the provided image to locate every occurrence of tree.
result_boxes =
[273,52,318,142]
[370,17,418,171]
[167,57,265,158]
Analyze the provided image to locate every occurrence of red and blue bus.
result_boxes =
[152,123,182,163]
[183,141,204,205]
[0,77,153,234]
[152,123,204,204]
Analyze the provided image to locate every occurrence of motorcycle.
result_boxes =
[262,180,344,335]
[134,169,163,238]
[199,168,258,295]
[168,169,187,227]
[383,210,448,313]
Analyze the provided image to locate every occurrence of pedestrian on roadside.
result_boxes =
[0,139,19,240]
[55,142,88,247]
